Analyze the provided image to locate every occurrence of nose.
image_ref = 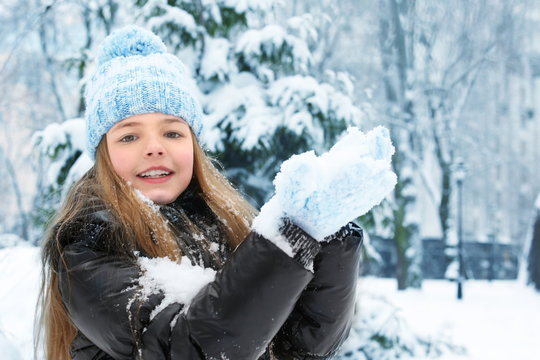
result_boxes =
[143,137,166,158]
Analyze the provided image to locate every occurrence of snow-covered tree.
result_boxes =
[135,0,364,205]
[31,119,92,235]
[0,0,126,239]
[373,0,538,289]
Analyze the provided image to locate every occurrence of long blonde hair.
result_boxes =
[37,132,256,359]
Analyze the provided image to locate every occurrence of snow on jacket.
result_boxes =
[55,190,363,359]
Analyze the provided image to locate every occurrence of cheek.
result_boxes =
[178,149,194,177]
[111,154,132,178]
[107,143,134,179]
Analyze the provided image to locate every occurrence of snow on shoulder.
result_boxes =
[136,255,217,319]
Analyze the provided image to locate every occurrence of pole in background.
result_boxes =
[488,232,495,281]
[454,158,467,300]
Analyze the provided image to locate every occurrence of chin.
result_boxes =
[145,191,179,205]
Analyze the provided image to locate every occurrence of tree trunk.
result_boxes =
[528,213,540,290]
[378,0,423,290]
[77,5,93,116]
[194,0,206,77]
[2,152,29,241]
[39,20,66,121]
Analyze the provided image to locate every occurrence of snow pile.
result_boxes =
[343,277,540,360]
[0,246,42,360]
[253,126,397,242]
[0,333,22,360]
[136,255,216,318]
[339,290,464,359]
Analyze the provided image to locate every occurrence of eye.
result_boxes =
[165,131,181,139]
[120,134,137,143]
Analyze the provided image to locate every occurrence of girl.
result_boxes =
[39,26,396,360]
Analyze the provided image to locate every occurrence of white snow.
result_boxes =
[344,277,540,360]
[235,24,312,74]
[0,234,25,248]
[132,187,161,214]
[0,246,41,360]
[31,118,90,190]
[136,255,216,318]
[143,0,198,39]
[200,36,231,82]
[202,72,362,154]
[253,126,397,242]
[62,152,93,195]
[202,76,282,150]
[221,0,276,13]
[0,245,539,359]
[286,15,318,47]
[251,197,294,257]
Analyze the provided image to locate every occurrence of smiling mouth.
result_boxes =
[138,169,172,179]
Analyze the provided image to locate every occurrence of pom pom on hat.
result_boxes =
[96,26,167,66]
[85,26,203,159]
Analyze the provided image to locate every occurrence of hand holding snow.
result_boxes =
[253,126,397,242]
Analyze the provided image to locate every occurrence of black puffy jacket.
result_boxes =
[56,192,362,359]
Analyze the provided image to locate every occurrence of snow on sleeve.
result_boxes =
[535,193,540,210]
[136,256,217,319]
[251,197,294,257]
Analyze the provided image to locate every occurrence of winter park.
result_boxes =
[1,0,540,359]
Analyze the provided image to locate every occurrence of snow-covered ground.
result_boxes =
[0,244,539,359]
[356,277,540,359]
[0,245,41,360]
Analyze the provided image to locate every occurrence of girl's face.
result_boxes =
[106,113,194,205]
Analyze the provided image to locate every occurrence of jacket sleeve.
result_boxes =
[272,223,363,359]
[58,221,316,360]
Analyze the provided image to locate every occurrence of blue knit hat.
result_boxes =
[84,26,203,158]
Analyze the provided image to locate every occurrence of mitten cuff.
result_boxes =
[252,197,320,271]
[322,222,363,243]
[280,218,322,271]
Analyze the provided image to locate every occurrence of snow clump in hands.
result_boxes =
[253,126,397,243]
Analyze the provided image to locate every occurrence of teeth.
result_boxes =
[139,170,171,178]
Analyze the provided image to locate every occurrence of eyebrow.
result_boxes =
[111,120,141,130]
[162,118,186,125]
[111,117,186,131]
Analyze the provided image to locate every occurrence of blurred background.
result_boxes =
[0,0,539,359]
